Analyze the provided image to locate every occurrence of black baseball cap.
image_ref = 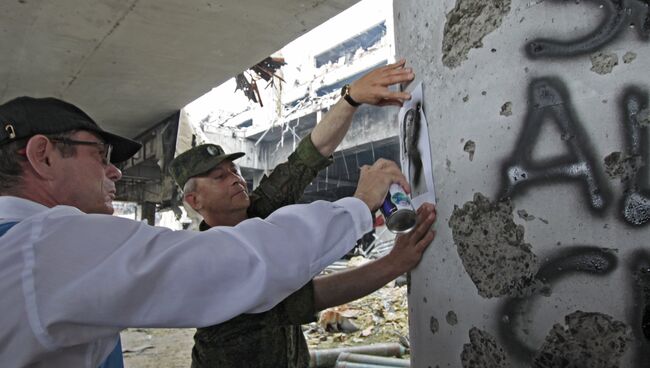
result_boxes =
[0,96,142,163]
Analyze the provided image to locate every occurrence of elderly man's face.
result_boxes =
[53,130,122,214]
[189,160,250,217]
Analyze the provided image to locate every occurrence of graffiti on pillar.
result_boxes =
[496,247,619,363]
[526,0,650,58]
[499,78,611,213]
[620,89,650,225]
[436,0,650,366]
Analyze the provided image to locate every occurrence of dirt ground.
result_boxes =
[122,328,194,368]
[122,283,409,368]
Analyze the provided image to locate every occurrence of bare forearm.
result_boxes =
[313,203,437,311]
[310,99,357,157]
[312,255,403,311]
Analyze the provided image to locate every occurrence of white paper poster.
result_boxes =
[398,82,436,207]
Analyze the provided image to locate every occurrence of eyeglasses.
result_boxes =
[50,137,113,165]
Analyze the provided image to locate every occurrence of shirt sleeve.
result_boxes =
[248,133,332,219]
[23,197,371,349]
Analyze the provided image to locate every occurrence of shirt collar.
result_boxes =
[0,196,50,222]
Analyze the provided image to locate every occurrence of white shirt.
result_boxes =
[0,196,371,368]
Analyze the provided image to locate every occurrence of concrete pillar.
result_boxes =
[394,1,650,367]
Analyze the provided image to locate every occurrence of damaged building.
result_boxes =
[116,6,401,232]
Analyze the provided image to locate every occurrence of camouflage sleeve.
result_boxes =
[247,133,333,219]
[276,280,318,325]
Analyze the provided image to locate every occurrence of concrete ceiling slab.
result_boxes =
[0,0,358,138]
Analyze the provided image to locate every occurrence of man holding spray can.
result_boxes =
[169,60,436,368]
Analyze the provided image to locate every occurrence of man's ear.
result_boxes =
[184,192,201,211]
[24,135,57,180]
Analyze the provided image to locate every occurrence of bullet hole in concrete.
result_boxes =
[442,0,512,68]
[464,140,476,161]
[482,91,487,96]
[430,316,440,334]
[461,328,512,368]
[623,51,637,64]
[538,217,549,225]
[446,158,454,173]
[590,52,619,75]
[636,108,650,127]
[532,311,630,368]
[463,95,470,102]
[560,132,575,141]
[446,311,458,326]
[449,193,540,298]
[517,209,536,221]
[603,151,643,183]
[491,48,497,53]
[423,296,428,303]
[500,102,513,116]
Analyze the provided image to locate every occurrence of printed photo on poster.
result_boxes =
[398,82,436,207]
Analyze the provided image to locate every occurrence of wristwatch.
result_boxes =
[341,84,361,107]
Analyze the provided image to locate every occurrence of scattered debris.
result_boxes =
[307,279,410,350]
[319,306,361,333]
[235,56,286,107]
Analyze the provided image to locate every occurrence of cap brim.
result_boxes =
[96,130,142,164]
[223,152,245,162]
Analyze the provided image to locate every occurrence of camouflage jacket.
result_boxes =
[193,134,332,368]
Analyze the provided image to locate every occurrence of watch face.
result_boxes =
[341,84,349,97]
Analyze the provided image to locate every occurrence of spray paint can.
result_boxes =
[380,183,417,233]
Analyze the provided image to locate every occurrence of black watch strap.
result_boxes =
[341,84,361,107]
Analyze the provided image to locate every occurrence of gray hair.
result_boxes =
[183,177,198,195]
[0,131,77,194]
